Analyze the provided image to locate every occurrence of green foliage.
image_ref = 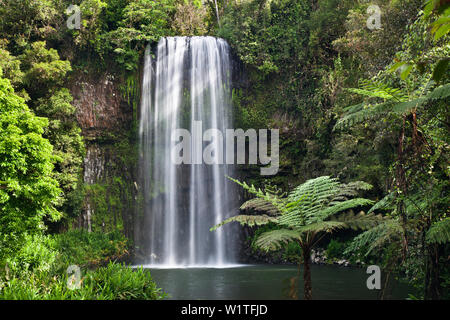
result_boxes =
[0,262,166,300]
[0,34,85,227]
[0,229,164,300]
[213,176,381,252]
[0,77,61,259]
[213,176,382,299]
[173,0,208,36]
[426,218,450,244]
[344,220,403,257]
[210,214,278,231]
[20,41,72,96]
[0,0,60,44]
[53,230,129,267]
[335,82,450,130]
[218,0,309,76]
[36,88,85,220]
[0,41,23,89]
[4,234,58,274]
[390,1,450,83]
[101,0,176,70]
[326,239,347,259]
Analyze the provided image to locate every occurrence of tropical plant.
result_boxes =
[0,262,167,300]
[0,76,61,260]
[211,176,383,299]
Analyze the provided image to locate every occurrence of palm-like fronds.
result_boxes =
[227,176,287,213]
[278,176,374,226]
[210,214,277,232]
[240,198,280,216]
[334,83,450,130]
[368,192,395,213]
[332,211,385,231]
[346,79,410,101]
[295,220,347,234]
[426,218,450,244]
[253,229,302,251]
[344,219,403,256]
[212,176,385,301]
[213,176,382,251]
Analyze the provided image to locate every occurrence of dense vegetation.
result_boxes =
[0,0,448,300]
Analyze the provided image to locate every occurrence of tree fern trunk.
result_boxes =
[303,248,312,300]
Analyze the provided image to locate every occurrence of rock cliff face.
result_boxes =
[72,73,133,139]
[69,71,138,238]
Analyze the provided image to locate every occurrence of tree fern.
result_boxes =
[211,176,383,300]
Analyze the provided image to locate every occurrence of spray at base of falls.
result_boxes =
[138,37,239,267]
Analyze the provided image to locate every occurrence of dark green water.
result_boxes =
[146,264,411,300]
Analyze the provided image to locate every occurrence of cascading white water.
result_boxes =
[138,36,238,267]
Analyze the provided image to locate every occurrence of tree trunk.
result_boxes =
[425,243,442,300]
[396,116,408,259]
[302,248,312,300]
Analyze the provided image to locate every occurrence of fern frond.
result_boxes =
[344,219,402,256]
[240,198,280,216]
[426,218,450,244]
[295,221,347,234]
[368,192,395,213]
[318,198,375,221]
[333,211,385,231]
[253,229,302,251]
[334,101,393,130]
[332,181,373,201]
[335,83,450,130]
[426,83,450,100]
[216,175,378,250]
[210,214,278,232]
[347,80,409,101]
[343,103,364,113]
[391,97,427,113]
[287,176,340,208]
[227,176,287,213]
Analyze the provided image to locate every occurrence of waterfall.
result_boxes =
[138,37,238,267]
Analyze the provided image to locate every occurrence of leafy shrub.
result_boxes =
[53,230,129,267]
[282,241,302,262]
[326,239,347,259]
[0,262,166,300]
[4,234,57,274]
[82,263,167,300]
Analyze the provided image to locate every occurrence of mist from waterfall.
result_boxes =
[138,37,238,267]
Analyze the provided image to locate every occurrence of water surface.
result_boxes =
[144,264,411,300]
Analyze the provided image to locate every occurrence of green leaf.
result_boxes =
[434,23,450,39]
[389,61,407,73]
[426,218,450,244]
[400,64,413,80]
